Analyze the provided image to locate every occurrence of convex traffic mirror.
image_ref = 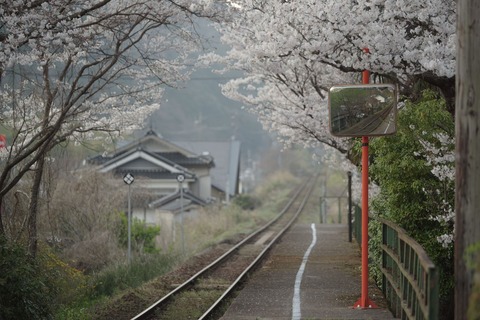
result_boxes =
[328,84,397,137]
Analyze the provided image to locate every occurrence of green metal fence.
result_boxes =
[352,212,439,320]
[379,217,439,320]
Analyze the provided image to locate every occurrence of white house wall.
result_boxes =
[197,175,212,200]
[131,206,201,251]
[132,207,175,251]
[189,167,212,199]
[146,180,184,192]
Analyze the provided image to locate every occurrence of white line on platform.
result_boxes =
[292,223,317,320]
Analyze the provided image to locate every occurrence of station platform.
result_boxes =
[221,223,398,320]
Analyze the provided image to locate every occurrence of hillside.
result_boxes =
[144,19,272,161]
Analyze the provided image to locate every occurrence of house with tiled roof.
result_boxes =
[173,140,241,202]
[88,130,241,249]
[89,130,215,201]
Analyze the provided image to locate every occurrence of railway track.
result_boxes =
[131,176,317,320]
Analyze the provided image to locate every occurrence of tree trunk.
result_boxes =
[27,155,46,258]
[455,0,480,318]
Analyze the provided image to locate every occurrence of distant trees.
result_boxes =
[44,170,125,271]
[0,0,225,256]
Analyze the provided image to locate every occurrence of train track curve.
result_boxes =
[131,175,318,320]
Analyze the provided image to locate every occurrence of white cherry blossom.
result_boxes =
[204,0,455,154]
[0,1,227,230]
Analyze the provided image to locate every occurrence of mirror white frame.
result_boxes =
[328,84,397,137]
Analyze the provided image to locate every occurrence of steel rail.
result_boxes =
[131,177,314,320]
[199,175,317,319]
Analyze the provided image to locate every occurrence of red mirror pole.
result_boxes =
[354,48,378,309]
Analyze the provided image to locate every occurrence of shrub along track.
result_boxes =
[92,176,317,320]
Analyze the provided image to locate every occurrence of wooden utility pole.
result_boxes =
[455,0,480,318]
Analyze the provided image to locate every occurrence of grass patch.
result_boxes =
[57,170,302,318]
[174,171,300,257]
[159,289,223,320]
[90,253,178,298]
[54,253,180,319]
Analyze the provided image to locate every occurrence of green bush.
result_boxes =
[369,90,454,319]
[52,252,178,319]
[233,194,260,210]
[118,214,161,254]
[0,238,55,320]
[89,253,178,298]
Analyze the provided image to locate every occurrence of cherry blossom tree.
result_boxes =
[208,2,458,312]
[205,0,455,155]
[206,0,457,245]
[0,0,227,255]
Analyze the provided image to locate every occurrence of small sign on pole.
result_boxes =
[177,174,186,255]
[123,173,134,263]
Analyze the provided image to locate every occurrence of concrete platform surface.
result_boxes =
[221,223,398,320]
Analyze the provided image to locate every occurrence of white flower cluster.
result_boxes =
[419,133,455,182]
[0,0,217,158]
[211,0,455,153]
[437,233,454,248]
[0,147,10,161]
[418,131,456,248]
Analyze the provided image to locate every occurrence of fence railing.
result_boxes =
[379,218,438,320]
[352,211,439,320]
